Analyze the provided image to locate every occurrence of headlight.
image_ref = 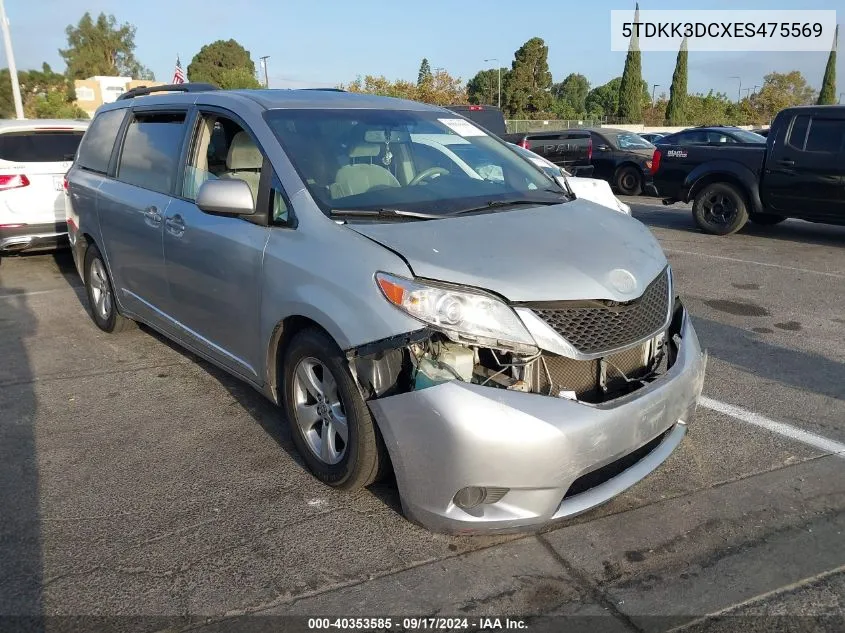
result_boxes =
[375,272,537,351]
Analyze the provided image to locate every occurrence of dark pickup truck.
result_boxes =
[652,105,845,235]
[446,104,593,174]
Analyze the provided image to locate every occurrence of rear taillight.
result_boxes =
[650,149,662,175]
[518,139,531,150]
[63,176,69,192]
[586,138,593,162]
[469,105,483,111]
[0,174,30,190]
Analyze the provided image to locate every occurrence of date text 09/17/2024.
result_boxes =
[306,617,528,631]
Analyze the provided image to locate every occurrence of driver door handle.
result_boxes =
[777,158,795,167]
[165,214,186,237]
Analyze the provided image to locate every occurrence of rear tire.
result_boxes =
[614,165,642,196]
[282,327,385,491]
[749,212,786,226]
[692,183,749,235]
[83,244,134,333]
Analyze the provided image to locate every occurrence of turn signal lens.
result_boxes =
[376,276,405,306]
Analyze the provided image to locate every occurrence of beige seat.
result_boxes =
[329,143,400,199]
[219,131,262,204]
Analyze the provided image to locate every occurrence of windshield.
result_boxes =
[732,129,768,143]
[264,109,563,216]
[614,132,654,150]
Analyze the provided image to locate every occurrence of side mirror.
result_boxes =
[196,179,255,217]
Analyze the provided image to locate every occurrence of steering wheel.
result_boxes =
[410,166,449,186]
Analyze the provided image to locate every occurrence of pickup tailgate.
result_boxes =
[503,133,591,168]
[652,144,766,201]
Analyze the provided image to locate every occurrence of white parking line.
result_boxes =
[663,249,845,280]
[700,396,845,459]
[0,287,83,299]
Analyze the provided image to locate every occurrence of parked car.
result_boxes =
[67,85,706,534]
[656,126,767,147]
[508,142,631,215]
[446,104,594,175]
[0,119,89,257]
[652,105,845,235]
[580,128,657,196]
[640,132,668,143]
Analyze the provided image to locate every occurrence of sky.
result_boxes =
[5,0,843,101]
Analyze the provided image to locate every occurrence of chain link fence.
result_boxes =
[505,119,604,133]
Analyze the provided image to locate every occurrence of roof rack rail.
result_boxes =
[297,87,345,92]
[117,82,219,101]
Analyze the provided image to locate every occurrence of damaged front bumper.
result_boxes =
[366,308,706,534]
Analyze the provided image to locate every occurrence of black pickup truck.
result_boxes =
[652,105,845,235]
[446,104,593,174]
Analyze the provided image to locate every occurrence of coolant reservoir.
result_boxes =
[414,344,474,390]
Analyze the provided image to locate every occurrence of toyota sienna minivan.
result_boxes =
[65,84,706,534]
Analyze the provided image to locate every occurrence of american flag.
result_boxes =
[172,56,185,84]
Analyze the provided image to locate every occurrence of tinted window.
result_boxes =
[615,132,653,149]
[0,131,84,163]
[805,118,845,153]
[706,131,735,144]
[676,131,707,145]
[787,115,810,149]
[117,112,186,194]
[76,109,125,173]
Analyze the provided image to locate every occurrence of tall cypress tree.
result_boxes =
[617,3,643,122]
[665,37,688,124]
[817,25,837,105]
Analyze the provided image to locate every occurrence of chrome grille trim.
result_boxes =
[525,267,673,359]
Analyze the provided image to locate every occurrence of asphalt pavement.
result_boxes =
[1,199,843,632]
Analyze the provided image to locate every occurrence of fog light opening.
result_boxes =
[453,486,509,509]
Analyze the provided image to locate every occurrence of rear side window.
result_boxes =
[76,109,126,174]
[0,131,84,163]
[787,115,810,149]
[117,112,187,194]
[805,118,845,153]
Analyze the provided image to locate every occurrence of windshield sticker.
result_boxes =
[438,118,488,137]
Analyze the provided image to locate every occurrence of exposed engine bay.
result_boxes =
[349,298,685,406]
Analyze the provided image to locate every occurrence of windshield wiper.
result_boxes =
[330,208,442,220]
[451,199,562,215]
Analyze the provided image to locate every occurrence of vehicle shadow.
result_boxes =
[0,289,44,631]
[134,324,404,516]
[632,205,845,249]
[50,250,87,311]
[692,315,845,401]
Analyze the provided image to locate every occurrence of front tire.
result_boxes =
[749,212,786,226]
[282,328,385,490]
[692,183,749,235]
[84,244,134,333]
[614,165,642,196]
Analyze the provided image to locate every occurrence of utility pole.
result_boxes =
[484,58,501,109]
[259,56,270,88]
[839,92,844,104]
[651,83,660,108]
[0,0,24,119]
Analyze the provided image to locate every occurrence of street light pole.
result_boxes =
[729,76,742,103]
[839,92,844,104]
[484,58,501,108]
[0,0,24,119]
[651,83,660,108]
[259,56,270,88]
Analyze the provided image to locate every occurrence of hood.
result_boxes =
[347,200,667,302]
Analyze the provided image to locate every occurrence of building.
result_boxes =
[74,76,167,118]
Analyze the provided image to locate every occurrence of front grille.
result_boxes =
[534,342,651,402]
[531,268,670,356]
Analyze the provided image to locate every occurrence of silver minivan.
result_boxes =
[66,85,706,534]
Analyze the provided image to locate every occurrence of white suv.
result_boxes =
[0,119,89,256]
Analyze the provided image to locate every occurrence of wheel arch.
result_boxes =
[685,164,762,214]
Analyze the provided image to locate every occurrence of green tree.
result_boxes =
[617,3,643,122]
[60,12,153,80]
[552,73,590,113]
[752,71,817,120]
[417,58,433,87]
[466,68,509,106]
[817,25,838,105]
[187,39,261,89]
[505,37,553,117]
[585,76,648,120]
[341,70,467,105]
[0,64,86,119]
[665,37,688,125]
